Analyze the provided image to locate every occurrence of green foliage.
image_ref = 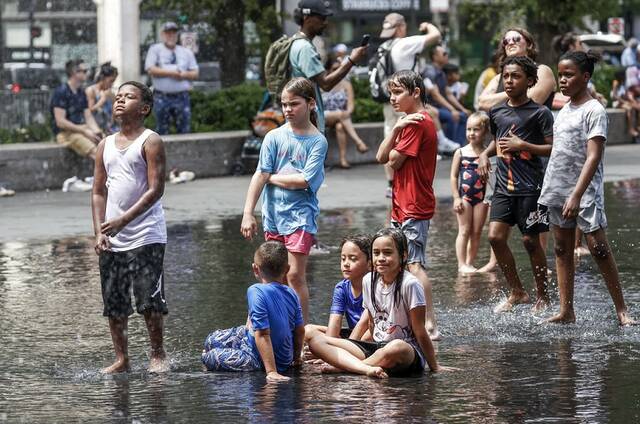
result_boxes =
[351,77,383,123]
[190,84,265,132]
[461,66,484,110]
[591,63,620,104]
[0,123,52,144]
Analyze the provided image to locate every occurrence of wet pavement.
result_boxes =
[2,144,639,243]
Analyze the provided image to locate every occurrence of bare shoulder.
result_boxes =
[144,131,165,149]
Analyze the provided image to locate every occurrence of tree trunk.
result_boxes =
[216,0,246,87]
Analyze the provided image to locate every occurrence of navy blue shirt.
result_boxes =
[50,83,88,134]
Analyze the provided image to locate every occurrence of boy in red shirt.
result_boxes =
[376,70,440,340]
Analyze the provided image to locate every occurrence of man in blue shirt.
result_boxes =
[202,241,304,382]
[51,59,103,160]
[289,0,367,133]
[145,22,199,134]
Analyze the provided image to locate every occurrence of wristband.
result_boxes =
[347,57,356,66]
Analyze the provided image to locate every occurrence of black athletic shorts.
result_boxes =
[489,192,549,235]
[348,339,424,377]
[99,243,169,317]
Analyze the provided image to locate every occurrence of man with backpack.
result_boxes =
[270,0,367,133]
[371,13,442,197]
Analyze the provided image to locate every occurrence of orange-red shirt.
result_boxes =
[391,111,438,222]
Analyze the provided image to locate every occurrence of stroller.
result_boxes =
[231,92,285,175]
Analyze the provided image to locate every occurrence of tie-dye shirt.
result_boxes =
[538,99,608,210]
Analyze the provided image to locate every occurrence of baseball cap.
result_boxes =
[162,21,179,32]
[298,0,333,16]
[380,13,405,38]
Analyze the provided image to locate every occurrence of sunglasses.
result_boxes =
[502,35,523,46]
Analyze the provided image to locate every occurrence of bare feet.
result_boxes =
[320,364,343,374]
[531,297,551,314]
[101,358,130,374]
[545,311,576,324]
[148,353,170,373]
[494,291,531,313]
[476,262,497,273]
[338,161,351,169]
[574,246,591,257]
[458,264,477,274]
[366,366,388,379]
[618,310,638,326]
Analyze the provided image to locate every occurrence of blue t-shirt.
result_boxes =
[329,279,364,330]
[246,282,304,373]
[289,37,326,133]
[258,125,328,235]
[50,83,88,134]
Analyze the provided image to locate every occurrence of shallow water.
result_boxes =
[1,180,640,423]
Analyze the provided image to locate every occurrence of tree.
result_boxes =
[459,0,623,66]
[141,0,279,87]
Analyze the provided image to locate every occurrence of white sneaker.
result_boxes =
[169,169,196,184]
[62,176,78,192]
[0,186,15,197]
[84,176,94,185]
[438,137,460,154]
[68,179,93,192]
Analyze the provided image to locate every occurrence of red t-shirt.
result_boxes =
[391,111,438,222]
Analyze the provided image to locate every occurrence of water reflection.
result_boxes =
[1,180,640,421]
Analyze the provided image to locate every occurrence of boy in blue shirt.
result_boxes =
[202,241,305,382]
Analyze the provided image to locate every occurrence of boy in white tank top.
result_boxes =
[91,81,169,374]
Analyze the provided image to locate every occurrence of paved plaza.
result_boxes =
[1,144,639,242]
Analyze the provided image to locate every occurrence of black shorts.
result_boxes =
[99,243,169,318]
[348,339,424,377]
[489,192,549,235]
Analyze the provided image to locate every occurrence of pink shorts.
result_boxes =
[264,229,315,255]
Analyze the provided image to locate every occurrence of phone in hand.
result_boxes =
[360,34,371,46]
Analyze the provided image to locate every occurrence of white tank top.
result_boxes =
[103,128,167,251]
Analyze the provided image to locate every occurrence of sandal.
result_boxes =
[356,143,369,153]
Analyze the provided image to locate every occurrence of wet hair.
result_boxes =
[502,56,539,86]
[387,70,428,105]
[498,27,538,68]
[467,111,490,132]
[95,61,118,82]
[65,59,85,77]
[118,81,154,117]
[370,228,408,312]
[552,32,580,56]
[340,234,372,262]
[442,63,459,75]
[282,77,318,127]
[559,50,601,78]
[255,241,289,281]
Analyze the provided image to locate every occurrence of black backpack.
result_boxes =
[369,39,397,103]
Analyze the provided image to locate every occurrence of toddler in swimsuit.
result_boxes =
[449,112,492,273]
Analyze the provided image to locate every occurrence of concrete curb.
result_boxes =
[0,111,633,192]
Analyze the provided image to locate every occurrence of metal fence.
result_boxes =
[0,90,51,130]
